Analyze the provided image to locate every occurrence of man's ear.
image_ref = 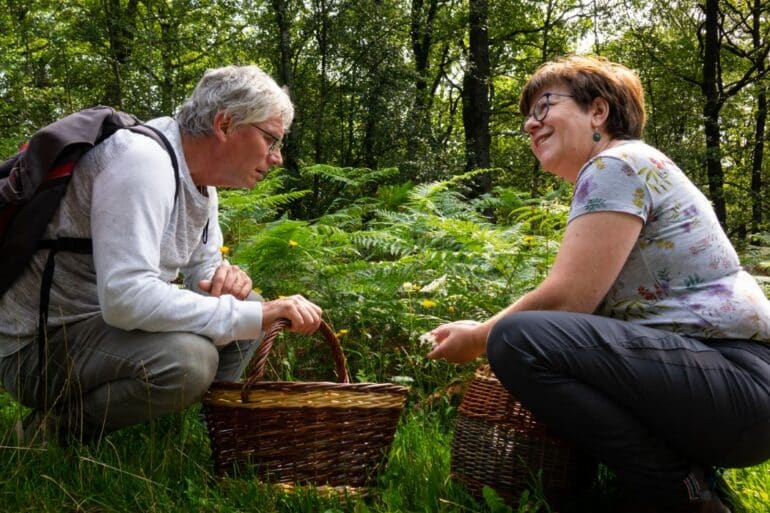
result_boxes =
[212,111,232,142]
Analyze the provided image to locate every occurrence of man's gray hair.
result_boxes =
[176,65,294,135]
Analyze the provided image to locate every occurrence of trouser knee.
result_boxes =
[153,333,219,409]
[486,313,537,393]
[488,311,544,360]
[487,311,553,395]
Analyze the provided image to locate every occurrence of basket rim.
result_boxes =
[203,381,409,409]
[208,380,409,393]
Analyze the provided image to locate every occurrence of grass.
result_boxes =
[0,399,479,513]
[1,390,768,513]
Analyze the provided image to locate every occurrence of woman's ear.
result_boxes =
[591,97,611,129]
[212,111,232,142]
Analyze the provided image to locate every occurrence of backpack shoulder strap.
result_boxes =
[125,124,181,202]
[29,119,181,414]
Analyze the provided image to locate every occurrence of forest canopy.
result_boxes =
[1,0,768,237]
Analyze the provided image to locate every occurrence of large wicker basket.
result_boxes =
[451,365,580,507]
[201,319,409,488]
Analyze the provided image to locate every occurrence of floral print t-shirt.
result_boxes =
[568,140,770,341]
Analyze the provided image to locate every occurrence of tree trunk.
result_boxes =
[102,0,139,108]
[312,0,330,164]
[701,0,727,227]
[750,0,767,232]
[462,0,490,194]
[362,71,385,170]
[408,0,439,158]
[271,0,300,178]
[529,0,555,198]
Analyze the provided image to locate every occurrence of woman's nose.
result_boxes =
[522,115,539,135]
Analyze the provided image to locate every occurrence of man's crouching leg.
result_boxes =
[2,314,220,442]
[75,329,219,437]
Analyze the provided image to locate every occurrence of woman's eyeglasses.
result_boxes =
[521,92,574,132]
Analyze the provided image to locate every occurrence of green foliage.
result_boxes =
[219,165,567,395]
[1,1,767,234]
[218,173,312,242]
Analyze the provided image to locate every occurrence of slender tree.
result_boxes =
[271,0,301,181]
[462,0,491,194]
[408,0,450,159]
[101,0,139,108]
[699,0,770,229]
[701,0,727,225]
[746,0,768,231]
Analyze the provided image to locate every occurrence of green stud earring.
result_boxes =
[592,131,601,142]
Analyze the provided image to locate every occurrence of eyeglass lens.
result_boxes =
[533,96,551,121]
[521,95,551,133]
[252,124,283,154]
[521,93,572,132]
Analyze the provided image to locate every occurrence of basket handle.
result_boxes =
[240,319,351,401]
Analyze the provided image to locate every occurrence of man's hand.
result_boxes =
[261,294,323,335]
[199,262,253,300]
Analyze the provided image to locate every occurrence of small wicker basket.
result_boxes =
[201,319,409,488]
[451,365,580,507]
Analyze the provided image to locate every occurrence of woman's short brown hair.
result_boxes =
[519,55,646,139]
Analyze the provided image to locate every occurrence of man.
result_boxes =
[0,65,322,443]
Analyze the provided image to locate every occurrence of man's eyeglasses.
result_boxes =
[251,124,283,154]
[521,92,574,132]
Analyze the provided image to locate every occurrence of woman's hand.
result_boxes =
[199,262,252,299]
[261,294,323,335]
[425,320,486,363]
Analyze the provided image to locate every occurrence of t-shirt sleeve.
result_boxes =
[568,156,652,224]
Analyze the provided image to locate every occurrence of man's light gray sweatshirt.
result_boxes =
[0,117,263,356]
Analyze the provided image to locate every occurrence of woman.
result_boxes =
[427,55,770,513]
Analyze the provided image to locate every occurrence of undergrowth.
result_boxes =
[1,166,767,512]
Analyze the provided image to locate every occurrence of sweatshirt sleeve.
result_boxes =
[90,134,263,346]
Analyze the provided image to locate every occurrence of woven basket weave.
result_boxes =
[201,319,409,487]
[451,365,579,507]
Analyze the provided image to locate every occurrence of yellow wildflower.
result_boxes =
[335,329,349,338]
[421,299,437,308]
[219,245,230,255]
[288,240,298,248]
[448,305,455,314]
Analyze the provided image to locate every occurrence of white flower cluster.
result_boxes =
[419,331,439,351]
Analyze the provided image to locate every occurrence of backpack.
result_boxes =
[0,105,180,296]
[0,106,180,411]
